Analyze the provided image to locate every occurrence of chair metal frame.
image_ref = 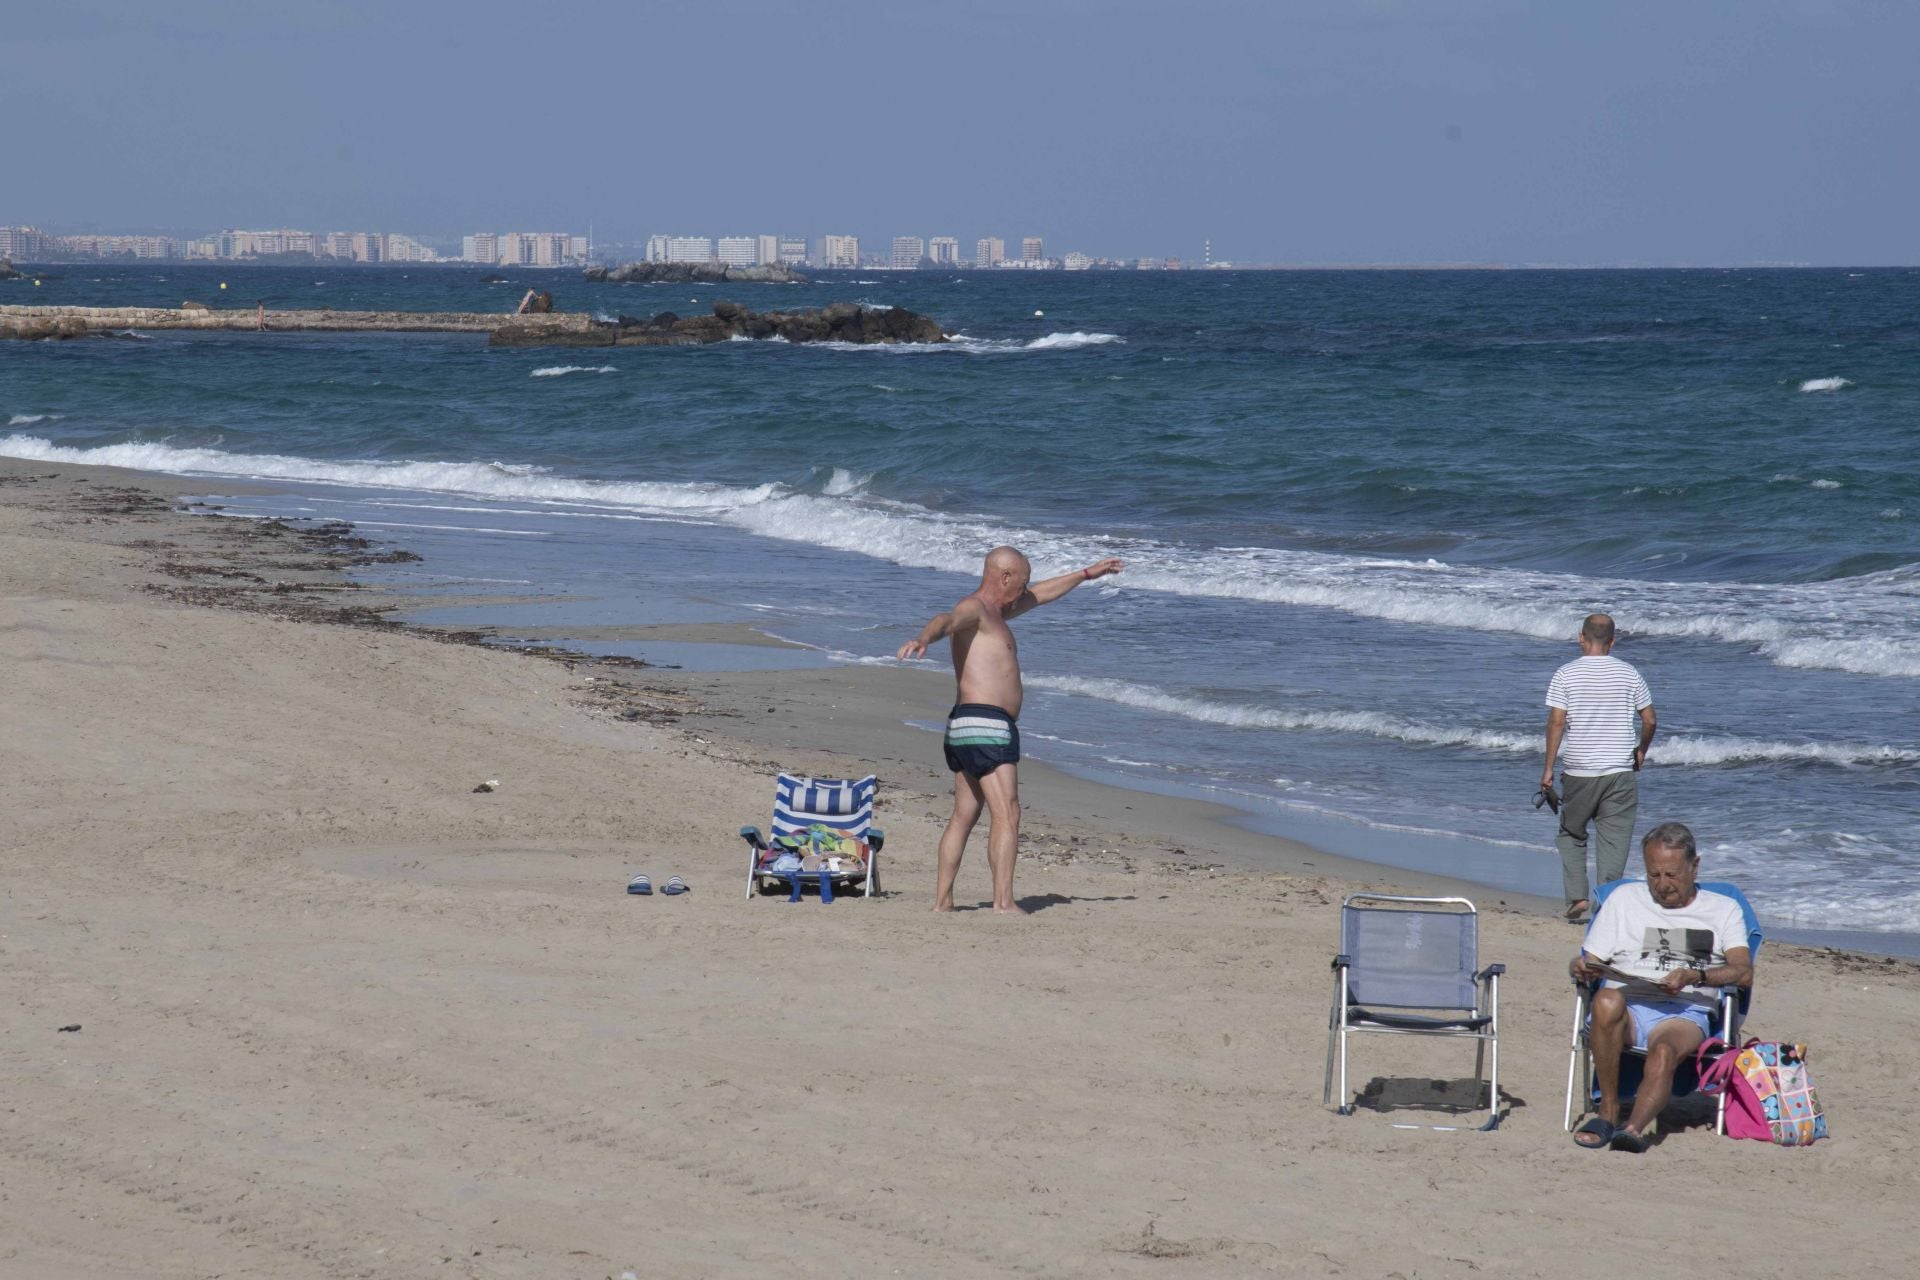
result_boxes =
[739,773,885,901]
[1323,894,1505,1132]
[1562,877,1760,1136]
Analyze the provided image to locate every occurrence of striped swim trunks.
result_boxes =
[943,703,1020,777]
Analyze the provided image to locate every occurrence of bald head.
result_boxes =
[1582,614,1616,645]
[979,545,1032,605]
[984,545,1030,577]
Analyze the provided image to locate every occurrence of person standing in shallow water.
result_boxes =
[898,547,1125,914]
[1542,613,1657,922]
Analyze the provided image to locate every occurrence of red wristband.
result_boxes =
[1082,566,1092,579]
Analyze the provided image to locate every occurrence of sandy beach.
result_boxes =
[3,455,1915,1279]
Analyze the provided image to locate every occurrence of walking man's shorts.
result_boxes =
[944,703,1020,777]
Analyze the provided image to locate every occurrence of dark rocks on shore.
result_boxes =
[488,300,946,348]
[0,259,20,280]
[582,261,806,285]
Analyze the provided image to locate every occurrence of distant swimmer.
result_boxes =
[1541,613,1657,922]
[898,547,1124,914]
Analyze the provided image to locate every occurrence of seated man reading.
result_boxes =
[1570,821,1754,1153]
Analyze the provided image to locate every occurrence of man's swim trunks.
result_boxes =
[943,703,1020,777]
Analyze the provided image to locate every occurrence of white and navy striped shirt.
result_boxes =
[1546,655,1652,777]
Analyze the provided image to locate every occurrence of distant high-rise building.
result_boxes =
[668,236,714,264]
[928,236,959,266]
[324,232,355,260]
[822,234,859,268]
[644,234,671,263]
[717,236,757,267]
[569,234,589,262]
[973,237,1004,268]
[777,235,808,266]
[1062,251,1092,271]
[0,226,55,260]
[1021,236,1044,263]
[57,233,180,259]
[890,236,924,270]
[754,234,780,266]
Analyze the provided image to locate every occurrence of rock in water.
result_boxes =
[0,259,21,280]
[584,262,808,285]
[491,300,945,348]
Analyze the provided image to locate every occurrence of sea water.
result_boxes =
[4,264,1916,939]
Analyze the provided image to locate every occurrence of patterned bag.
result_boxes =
[1696,1037,1828,1145]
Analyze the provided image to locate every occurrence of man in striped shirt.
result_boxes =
[1541,614,1658,921]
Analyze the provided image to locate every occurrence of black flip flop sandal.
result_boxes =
[1573,1116,1616,1150]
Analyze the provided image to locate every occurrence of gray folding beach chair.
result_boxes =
[1324,894,1504,1131]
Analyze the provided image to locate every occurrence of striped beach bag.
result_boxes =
[1697,1038,1828,1146]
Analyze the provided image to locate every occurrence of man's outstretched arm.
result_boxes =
[897,600,984,660]
[1007,558,1124,618]
[897,612,953,661]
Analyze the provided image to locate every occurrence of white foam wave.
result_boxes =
[821,467,869,496]
[5,432,1916,680]
[1810,479,1842,490]
[7,413,61,425]
[1799,376,1850,392]
[1029,675,1920,768]
[530,365,616,377]
[769,331,1125,355]
[1024,331,1125,350]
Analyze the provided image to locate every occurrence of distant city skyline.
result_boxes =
[4,3,1915,268]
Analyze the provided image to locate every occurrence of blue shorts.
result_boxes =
[943,703,1019,777]
[1621,998,1715,1050]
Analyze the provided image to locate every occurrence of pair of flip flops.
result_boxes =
[1572,1117,1650,1153]
[626,875,690,896]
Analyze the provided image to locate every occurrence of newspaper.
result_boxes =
[1584,962,1719,1007]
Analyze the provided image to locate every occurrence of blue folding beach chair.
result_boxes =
[739,773,885,902]
[1324,894,1505,1131]
[1563,878,1763,1135]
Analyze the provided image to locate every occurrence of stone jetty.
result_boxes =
[3,300,948,348]
[0,304,594,341]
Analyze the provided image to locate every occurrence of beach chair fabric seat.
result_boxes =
[1562,878,1763,1135]
[1323,894,1504,1130]
[739,773,885,900]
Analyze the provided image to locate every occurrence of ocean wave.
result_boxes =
[1028,675,1920,768]
[1799,376,1850,392]
[530,365,616,377]
[5,433,1917,680]
[7,413,62,426]
[820,467,869,496]
[1024,331,1125,350]
[763,331,1125,355]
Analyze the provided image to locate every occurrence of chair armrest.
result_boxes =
[739,826,767,850]
[1475,964,1506,981]
[1331,953,1350,971]
[867,827,885,854]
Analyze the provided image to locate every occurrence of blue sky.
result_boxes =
[5,0,1913,264]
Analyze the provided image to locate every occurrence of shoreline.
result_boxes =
[8,451,1913,958]
[6,455,1918,1278]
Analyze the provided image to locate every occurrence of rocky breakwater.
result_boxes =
[583,261,806,284]
[489,301,947,348]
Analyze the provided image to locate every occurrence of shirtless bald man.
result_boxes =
[898,547,1125,913]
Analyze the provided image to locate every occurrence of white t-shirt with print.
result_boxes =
[1582,881,1747,998]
